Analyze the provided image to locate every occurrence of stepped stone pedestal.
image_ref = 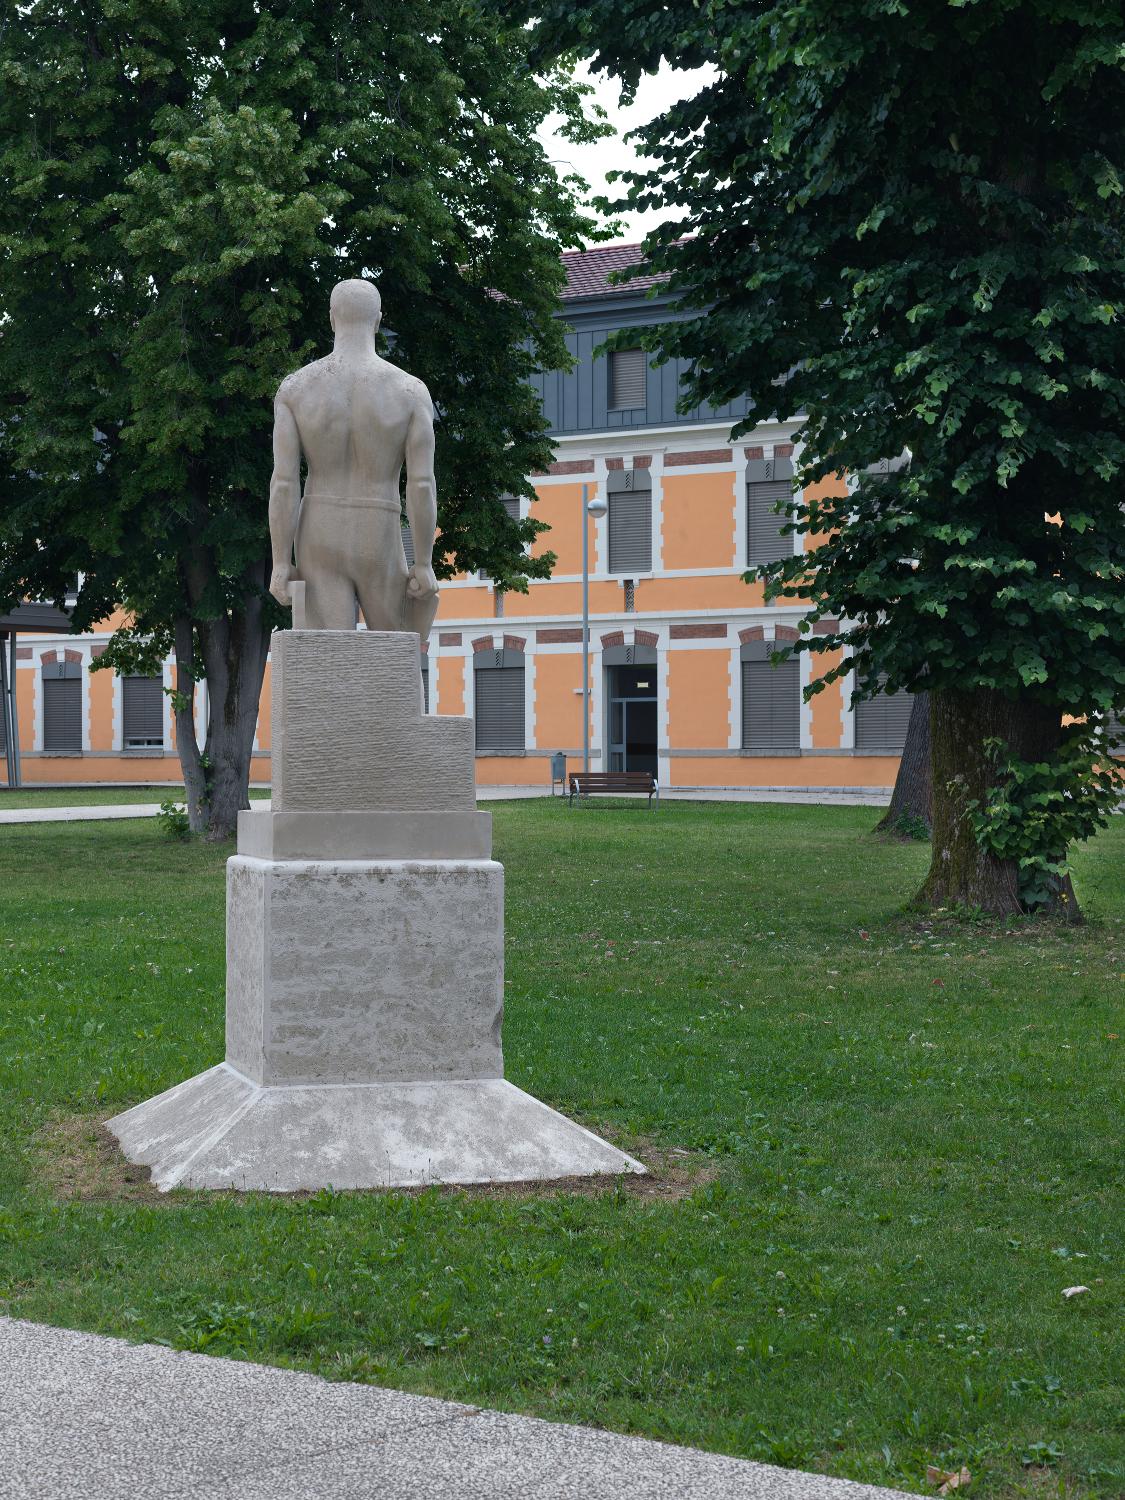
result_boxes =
[108,630,642,1191]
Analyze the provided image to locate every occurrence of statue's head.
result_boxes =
[329,279,382,335]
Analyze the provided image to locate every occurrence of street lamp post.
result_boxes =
[581,482,609,773]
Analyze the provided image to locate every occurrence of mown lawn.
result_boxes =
[0,802,1121,1496]
[0,785,271,808]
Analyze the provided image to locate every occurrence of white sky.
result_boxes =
[536,62,717,243]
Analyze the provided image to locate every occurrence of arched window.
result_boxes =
[42,659,82,751]
[741,639,800,750]
[474,648,525,750]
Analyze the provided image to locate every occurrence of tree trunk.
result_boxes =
[918,687,1080,921]
[875,690,932,835]
[174,560,273,840]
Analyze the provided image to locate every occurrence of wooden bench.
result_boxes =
[567,771,660,809]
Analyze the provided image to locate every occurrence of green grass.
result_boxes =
[0,803,1121,1496]
[0,785,271,809]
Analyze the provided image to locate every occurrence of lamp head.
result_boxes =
[587,495,608,518]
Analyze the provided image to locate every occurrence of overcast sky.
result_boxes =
[536,62,717,244]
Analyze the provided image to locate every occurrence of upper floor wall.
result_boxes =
[529,291,754,437]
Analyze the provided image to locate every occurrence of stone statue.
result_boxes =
[268,279,440,635]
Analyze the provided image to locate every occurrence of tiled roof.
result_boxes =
[560,243,669,301]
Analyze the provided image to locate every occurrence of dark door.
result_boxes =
[607,665,658,775]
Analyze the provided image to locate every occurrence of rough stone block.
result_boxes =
[272,631,475,812]
[225,856,504,1087]
[237,809,492,861]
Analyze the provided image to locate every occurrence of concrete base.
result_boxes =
[106,1064,645,1192]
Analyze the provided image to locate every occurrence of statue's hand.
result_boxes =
[406,564,438,600]
[270,563,294,606]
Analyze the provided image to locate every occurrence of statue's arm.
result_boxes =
[404,388,438,594]
[268,391,301,605]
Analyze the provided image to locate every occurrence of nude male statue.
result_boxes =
[268,278,440,635]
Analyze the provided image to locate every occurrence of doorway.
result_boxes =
[607,664,657,774]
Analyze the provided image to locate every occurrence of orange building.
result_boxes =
[0,245,914,793]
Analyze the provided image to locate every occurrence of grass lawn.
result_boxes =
[0,785,271,809]
[0,802,1121,1496]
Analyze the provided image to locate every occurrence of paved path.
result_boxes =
[1,1318,906,1500]
[0,787,889,823]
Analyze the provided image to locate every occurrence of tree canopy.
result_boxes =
[0,0,605,830]
[523,0,1125,914]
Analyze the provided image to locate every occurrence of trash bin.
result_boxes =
[550,751,566,795]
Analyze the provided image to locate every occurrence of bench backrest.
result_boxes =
[569,772,656,791]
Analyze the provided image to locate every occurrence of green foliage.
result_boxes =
[962,726,1122,912]
[888,811,931,844]
[522,0,1125,884]
[0,0,608,630]
[156,799,191,841]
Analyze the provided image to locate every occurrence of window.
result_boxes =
[740,640,800,750]
[746,456,795,566]
[854,672,913,752]
[42,659,82,751]
[401,520,414,567]
[608,348,647,411]
[607,473,652,574]
[122,674,165,749]
[474,648,525,750]
[420,656,429,713]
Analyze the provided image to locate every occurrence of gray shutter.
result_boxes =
[608,348,647,410]
[474,664,525,750]
[401,521,414,567]
[420,658,429,713]
[608,488,652,573]
[478,496,521,582]
[122,674,165,747]
[855,675,914,751]
[42,673,81,751]
[741,644,800,749]
[747,481,794,564]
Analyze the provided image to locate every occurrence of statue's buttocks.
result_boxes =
[268,281,439,635]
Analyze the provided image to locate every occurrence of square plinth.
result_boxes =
[226,856,504,1087]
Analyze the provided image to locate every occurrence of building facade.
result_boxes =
[1,244,913,791]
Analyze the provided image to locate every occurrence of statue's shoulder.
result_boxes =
[275,357,332,404]
[394,367,433,414]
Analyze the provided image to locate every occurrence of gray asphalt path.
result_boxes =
[0,787,889,823]
[1,1318,907,1500]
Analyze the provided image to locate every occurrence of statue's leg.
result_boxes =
[301,571,357,630]
[296,500,359,630]
[355,511,417,633]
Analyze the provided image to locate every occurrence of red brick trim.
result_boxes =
[471,635,496,654]
[773,624,799,642]
[670,623,728,640]
[634,629,659,648]
[738,626,765,643]
[743,446,764,460]
[601,630,625,649]
[545,459,595,476]
[503,634,527,654]
[438,632,462,647]
[16,646,31,660]
[774,443,794,457]
[40,650,57,665]
[632,455,652,469]
[64,649,83,664]
[665,448,732,467]
[605,457,624,471]
[812,618,840,636]
[90,643,108,658]
[537,628,583,644]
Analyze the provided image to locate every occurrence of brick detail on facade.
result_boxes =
[600,631,625,649]
[739,626,765,643]
[536,627,583,644]
[665,448,732,467]
[503,634,527,654]
[41,650,57,665]
[634,629,659,648]
[534,459,595,476]
[632,455,652,469]
[605,457,624,471]
[64,649,83,664]
[669,623,728,640]
[743,446,764,460]
[471,635,496,654]
[16,646,31,660]
[774,443,794,457]
[438,632,462,647]
[90,643,108,658]
[773,624,800,642]
[812,618,840,636]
